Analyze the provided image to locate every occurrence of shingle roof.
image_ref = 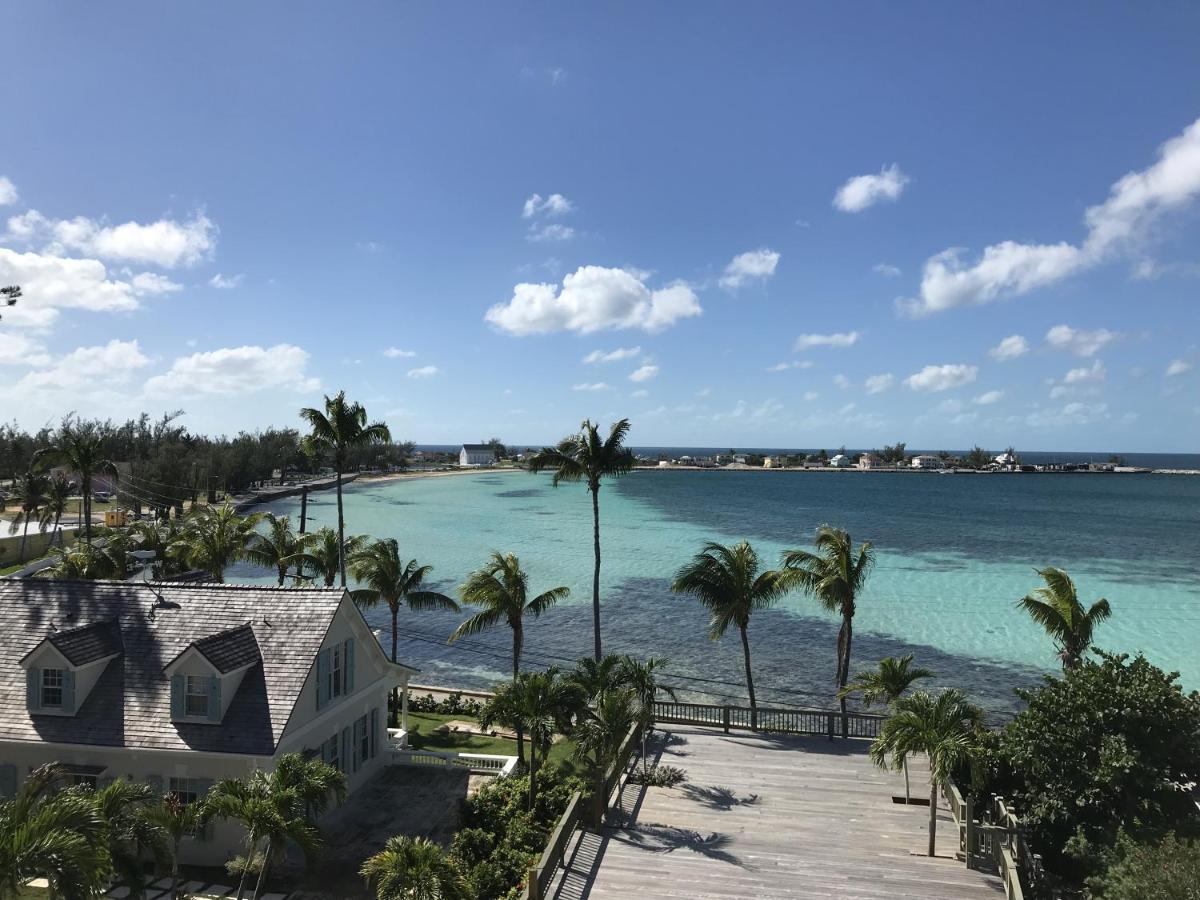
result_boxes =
[48,619,124,666]
[461,444,492,452]
[0,580,345,756]
[192,622,261,674]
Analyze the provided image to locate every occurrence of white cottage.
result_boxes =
[459,444,495,467]
[0,580,417,866]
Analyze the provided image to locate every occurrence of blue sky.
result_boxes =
[2,2,1198,451]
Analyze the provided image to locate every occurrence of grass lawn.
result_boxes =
[406,712,579,771]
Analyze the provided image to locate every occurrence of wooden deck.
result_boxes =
[547,725,1005,900]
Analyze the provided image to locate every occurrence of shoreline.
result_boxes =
[631,464,1200,476]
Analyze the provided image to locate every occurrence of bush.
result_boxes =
[402,691,486,717]
[1091,832,1200,899]
[628,764,687,787]
[450,827,495,868]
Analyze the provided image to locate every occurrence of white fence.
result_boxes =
[390,747,518,777]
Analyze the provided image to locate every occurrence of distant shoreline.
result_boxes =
[631,464,1200,476]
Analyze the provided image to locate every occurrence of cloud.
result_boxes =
[902,117,1200,315]
[486,266,702,336]
[629,364,659,382]
[583,346,641,364]
[1166,358,1193,377]
[865,373,895,394]
[0,177,17,206]
[1063,359,1107,385]
[407,365,440,379]
[0,332,51,366]
[873,263,901,277]
[803,391,818,401]
[833,164,910,212]
[19,339,151,392]
[0,247,140,328]
[631,388,649,398]
[572,382,609,391]
[131,272,182,296]
[208,272,243,289]
[526,223,575,242]
[1027,401,1110,427]
[904,363,978,392]
[766,360,814,372]
[384,347,417,359]
[522,193,573,219]
[145,344,317,396]
[833,374,850,389]
[8,209,216,268]
[719,249,780,290]
[973,390,1005,405]
[1045,324,1118,357]
[988,334,1030,361]
[794,331,860,351]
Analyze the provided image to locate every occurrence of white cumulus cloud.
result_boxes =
[904,363,978,392]
[988,334,1030,361]
[719,249,780,289]
[833,164,910,213]
[1166,358,1193,376]
[131,272,182,295]
[8,209,216,268]
[973,390,1005,405]
[0,177,17,206]
[19,339,151,392]
[0,332,51,366]
[572,382,609,391]
[527,223,575,242]
[766,360,814,372]
[902,117,1200,315]
[873,263,901,277]
[208,273,243,289]
[794,331,860,351]
[383,347,417,359]
[1063,359,1107,385]
[629,364,659,382]
[865,373,895,394]
[407,365,440,379]
[145,344,317,396]
[583,346,641,364]
[1045,324,1118,357]
[522,193,573,218]
[0,247,140,328]
[486,266,702,336]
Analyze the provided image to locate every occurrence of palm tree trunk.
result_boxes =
[590,486,602,661]
[335,465,347,587]
[513,623,526,767]
[391,604,399,720]
[528,740,538,811]
[740,624,757,730]
[903,758,911,804]
[252,841,272,900]
[235,831,257,899]
[82,473,92,545]
[18,517,29,563]
[839,615,853,738]
[52,509,62,547]
[927,780,938,856]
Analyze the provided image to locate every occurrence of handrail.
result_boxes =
[526,790,583,900]
[389,747,518,775]
[943,779,1045,900]
[653,700,886,739]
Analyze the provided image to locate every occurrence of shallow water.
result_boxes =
[226,470,1200,715]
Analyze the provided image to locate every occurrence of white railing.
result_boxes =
[389,747,518,776]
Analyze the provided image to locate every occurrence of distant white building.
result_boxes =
[828,454,852,468]
[459,444,495,467]
[910,455,942,469]
[857,453,881,470]
[993,450,1018,470]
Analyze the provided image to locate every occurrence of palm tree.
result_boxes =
[869,689,983,857]
[528,418,635,660]
[36,536,130,580]
[167,505,263,582]
[92,778,169,899]
[451,551,569,765]
[617,655,678,775]
[483,668,582,809]
[143,792,205,900]
[569,654,626,704]
[672,541,791,729]
[1017,567,1112,669]
[204,753,345,900]
[784,525,875,737]
[128,518,185,579]
[349,538,459,712]
[39,474,73,548]
[573,688,638,820]
[360,836,472,900]
[244,513,318,585]
[6,470,50,563]
[309,527,366,587]
[840,654,934,802]
[34,417,119,545]
[0,764,109,899]
[299,392,391,587]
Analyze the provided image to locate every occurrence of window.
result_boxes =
[71,773,98,788]
[185,676,209,718]
[330,645,344,699]
[41,669,64,708]
[357,717,369,769]
[324,733,341,772]
[168,776,200,806]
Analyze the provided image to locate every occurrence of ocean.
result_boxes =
[226,468,1200,718]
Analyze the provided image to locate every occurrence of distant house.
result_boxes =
[762,456,777,468]
[857,453,881,470]
[993,450,1018,470]
[828,454,852,468]
[0,580,416,866]
[459,444,495,467]
[910,454,942,469]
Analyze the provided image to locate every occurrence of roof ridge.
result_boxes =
[147,580,344,593]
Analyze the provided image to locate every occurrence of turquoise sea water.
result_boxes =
[226,470,1200,716]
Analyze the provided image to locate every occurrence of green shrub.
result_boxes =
[466,844,533,900]
[450,827,495,868]
[629,764,687,787]
[1090,832,1200,899]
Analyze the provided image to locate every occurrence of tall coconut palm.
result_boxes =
[34,417,119,545]
[308,527,365,587]
[299,392,391,586]
[143,792,205,900]
[1017,567,1112,669]
[483,668,583,809]
[244,513,318,585]
[360,836,472,900]
[39,474,73,548]
[528,418,635,660]
[618,655,678,775]
[167,505,263,582]
[349,538,459,710]
[840,654,934,801]
[869,689,983,857]
[784,525,875,737]
[92,778,169,899]
[672,541,791,729]
[0,764,109,899]
[6,470,50,563]
[451,551,569,765]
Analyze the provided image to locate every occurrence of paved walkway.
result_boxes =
[548,726,1005,900]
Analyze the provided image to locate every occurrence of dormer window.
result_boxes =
[41,669,65,708]
[20,619,117,717]
[163,622,261,725]
[185,675,210,717]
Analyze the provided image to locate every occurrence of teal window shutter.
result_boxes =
[207,676,222,722]
[0,764,16,799]
[25,668,40,712]
[61,670,76,715]
[345,638,355,692]
[341,726,350,773]
[170,674,184,718]
[316,648,328,710]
